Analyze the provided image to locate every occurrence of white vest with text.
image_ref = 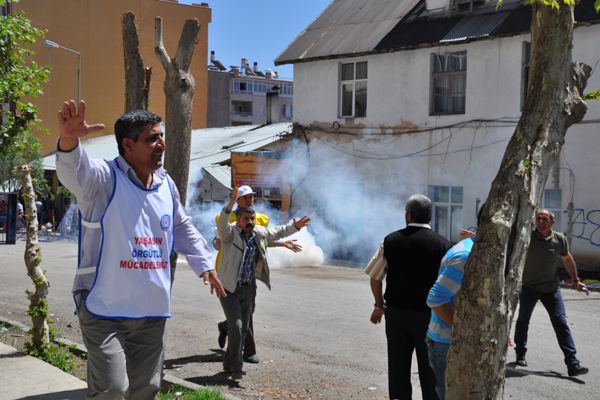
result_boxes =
[85,164,174,318]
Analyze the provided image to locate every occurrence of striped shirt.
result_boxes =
[364,223,432,281]
[239,231,258,283]
[426,237,474,344]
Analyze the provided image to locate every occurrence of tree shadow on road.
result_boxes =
[505,362,586,384]
[164,349,224,369]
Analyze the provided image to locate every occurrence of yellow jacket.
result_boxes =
[215,211,269,269]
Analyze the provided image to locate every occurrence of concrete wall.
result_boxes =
[289,26,600,266]
[16,0,211,155]
[207,70,231,127]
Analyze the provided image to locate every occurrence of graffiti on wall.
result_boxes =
[567,208,600,247]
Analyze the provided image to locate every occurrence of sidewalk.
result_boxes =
[0,342,87,400]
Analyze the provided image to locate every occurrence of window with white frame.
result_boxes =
[428,185,463,242]
[521,41,531,110]
[430,51,466,115]
[542,188,562,231]
[339,61,367,118]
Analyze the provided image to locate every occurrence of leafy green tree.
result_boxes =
[0,0,51,353]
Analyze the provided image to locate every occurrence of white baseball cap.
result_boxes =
[237,185,256,199]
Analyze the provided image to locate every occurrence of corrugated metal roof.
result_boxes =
[42,123,293,171]
[440,11,510,43]
[278,0,600,62]
[202,165,231,189]
[274,0,421,65]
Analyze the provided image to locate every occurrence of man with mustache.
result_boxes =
[214,185,301,364]
[56,100,226,399]
[217,186,310,378]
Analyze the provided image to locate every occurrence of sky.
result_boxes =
[180,0,332,80]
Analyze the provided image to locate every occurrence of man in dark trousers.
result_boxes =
[366,194,451,400]
[514,209,589,377]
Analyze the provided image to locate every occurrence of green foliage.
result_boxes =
[0,3,49,165]
[158,386,227,400]
[498,0,600,11]
[584,89,600,100]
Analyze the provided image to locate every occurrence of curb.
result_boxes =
[0,315,242,400]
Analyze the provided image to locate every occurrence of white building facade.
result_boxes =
[275,0,600,268]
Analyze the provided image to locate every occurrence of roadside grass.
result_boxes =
[158,385,227,400]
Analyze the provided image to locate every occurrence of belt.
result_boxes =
[238,281,253,287]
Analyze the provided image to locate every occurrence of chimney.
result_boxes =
[266,85,280,124]
[253,62,258,73]
[210,50,216,62]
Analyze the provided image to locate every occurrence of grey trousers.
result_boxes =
[77,294,167,400]
[219,282,256,372]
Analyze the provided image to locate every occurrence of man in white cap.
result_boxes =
[214,184,300,363]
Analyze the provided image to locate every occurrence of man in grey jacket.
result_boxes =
[217,186,310,378]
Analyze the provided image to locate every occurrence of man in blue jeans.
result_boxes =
[425,235,474,400]
[514,209,589,377]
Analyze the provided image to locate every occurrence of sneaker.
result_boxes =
[516,355,527,367]
[217,322,227,349]
[567,364,589,377]
[244,354,260,364]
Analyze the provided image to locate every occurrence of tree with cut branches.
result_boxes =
[154,16,201,282]
[444,0,599,398]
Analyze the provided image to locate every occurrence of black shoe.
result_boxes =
[516,355,527,367]
[567,364,589,377]
[217,322,227,349]
[231,370,245,380]
[244,354,259,364]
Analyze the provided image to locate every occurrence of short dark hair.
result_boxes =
[405,194,432,223]
[114,110,162,155]
[235,207,256,218]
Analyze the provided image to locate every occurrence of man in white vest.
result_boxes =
[55,99,226,399]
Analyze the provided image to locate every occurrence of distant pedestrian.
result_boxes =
[56,99,226,399]
[514,209,589,377]
[365,194,450,400]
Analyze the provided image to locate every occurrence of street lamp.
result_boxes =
[43,39,81,104]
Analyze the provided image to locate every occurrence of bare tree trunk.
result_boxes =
[122,12,151,111]
[17,164,49,350]
[154,17,201,283]
[445,5,590,399]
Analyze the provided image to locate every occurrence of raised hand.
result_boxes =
[57,100,105,151]
[293,216,311,230]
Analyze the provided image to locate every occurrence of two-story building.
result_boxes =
[274,0,600,268]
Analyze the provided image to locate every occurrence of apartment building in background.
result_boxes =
[208,51,293,127]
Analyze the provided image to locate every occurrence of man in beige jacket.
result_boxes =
[217,186,310,378]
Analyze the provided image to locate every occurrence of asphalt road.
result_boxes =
[1,240,598,399]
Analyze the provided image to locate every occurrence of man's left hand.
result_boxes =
[293,216,311,230]
[201,270,227,297]
[574,279,589,294]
